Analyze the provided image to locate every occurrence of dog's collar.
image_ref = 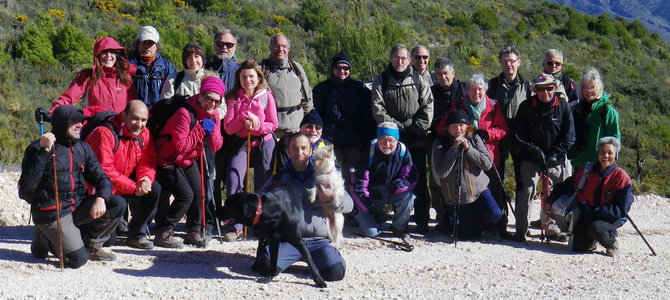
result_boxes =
[252,195,262,225]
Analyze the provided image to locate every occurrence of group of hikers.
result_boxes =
[19,26,634,281]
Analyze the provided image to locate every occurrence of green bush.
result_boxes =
[447,11,473,30]
[473,7,498,31]
[52,23,94,67]
[627,19,649,39]
[17,24,57,67]
[503,29,524,45]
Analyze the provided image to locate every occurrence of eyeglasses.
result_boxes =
[203,95,223,105]
[335,66,350,71]
[545,61,562,67]
[536,86,555,92]
[215,42,236,49]
[391,56,409,62]
[305,124,322,130]
[414,55,429,60]
[501,58,519,65]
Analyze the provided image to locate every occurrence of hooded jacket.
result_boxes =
[19,105,113,224]
[431,134,492,205]
[52,37,138,113]
[371,64,434,147]
[85,115,157,195]
[160,68,205,99]
[130,52,177,106]
[224,88,278,138]
[154,95,223,168]
[313,76,375,149]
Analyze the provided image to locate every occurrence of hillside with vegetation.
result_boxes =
[1,0,669,195]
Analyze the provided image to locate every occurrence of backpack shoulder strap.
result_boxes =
[173,71,185,93]
[288,59,308,102]
[381,72,389,95]
[576,162,593,190]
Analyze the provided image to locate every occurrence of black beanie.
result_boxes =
[446,109,469,126]
[182,42,205,68]
[331,51,352,70]
[300,109,324,127]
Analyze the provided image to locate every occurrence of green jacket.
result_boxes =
[569,93,620,167]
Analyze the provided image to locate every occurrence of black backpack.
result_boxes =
[81,111,144,151]
[147,95,197,140]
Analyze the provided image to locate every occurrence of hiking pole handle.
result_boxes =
[626,214,657,256]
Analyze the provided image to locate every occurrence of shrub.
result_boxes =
[52,23,94,67]
[17,24,57,67]
[447,11,473,30]
[627,19,649,39]
[503,30,524,45]
[92,0,122,13]
[473,7,498,30]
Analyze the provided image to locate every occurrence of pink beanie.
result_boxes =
[199,76,226,98]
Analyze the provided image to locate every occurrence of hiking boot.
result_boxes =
[184,231,207,248]
[204,229,213,242]
[529,219,542,229]
[154,227,184,249]
[89,248,117,262]
[546,233,569,243]
[392,228,411,241]
[415,223,429,234]
[511,232,527,242]
[31,229,48,259]
[482,230,502,242]
[588,241,598,252]
[126,237,154,249]
[605,239,620,257]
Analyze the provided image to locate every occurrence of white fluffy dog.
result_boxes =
[309,145,345,246]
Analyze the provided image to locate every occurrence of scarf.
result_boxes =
[387,63,411,80]
[464,97,487,130]
[139,54,157,66]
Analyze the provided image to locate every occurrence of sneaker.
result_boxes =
[89,248,117,261]
[154,227,184,249]
[546,233,569,243]
[126,237,154,249]
[529,219,542,229]
[184,231,207,248]
[605,239,620,257]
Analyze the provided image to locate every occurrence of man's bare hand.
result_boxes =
[40,133,56,152]
[90,197,107,219]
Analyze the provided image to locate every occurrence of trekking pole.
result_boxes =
[199,142,207,244]
[491,164,516,216]
[243,131,251,240]
[202,144,223,243]
[452,144,464,247]
[539,170,550,243]
[626,214,657,256]
[51,147,64,270]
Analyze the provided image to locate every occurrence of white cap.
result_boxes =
[137,26,159,43]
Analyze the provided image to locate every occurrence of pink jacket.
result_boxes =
[155,95,223,168]
[52,37,138,113]
[224,89,278,138]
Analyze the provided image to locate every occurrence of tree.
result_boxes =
[52,23,94,67]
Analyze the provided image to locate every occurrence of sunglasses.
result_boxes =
[215,42,236,49]
[414,55,429,60]
[545,61,562,67]
[305,124,322,130]
[335,66,350,71]
[536,86,555,92]
[203,95,223,105]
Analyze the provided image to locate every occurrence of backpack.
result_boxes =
[380,70,422,96]
[81,111,144,151]
[368,138,407,168]
[261,58,308,104]
[147,95,197,140]
[172,71,186,96]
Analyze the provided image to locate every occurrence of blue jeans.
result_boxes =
[255,239,346,281]
[442,189,502,240]
[354,190,415,237]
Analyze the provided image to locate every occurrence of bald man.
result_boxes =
[86,100,161,249]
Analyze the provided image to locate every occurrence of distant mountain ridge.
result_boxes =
[550,0,670,41]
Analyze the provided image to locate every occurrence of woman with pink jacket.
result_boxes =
[224,60,278,195]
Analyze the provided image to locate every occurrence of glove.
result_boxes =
[200,119,215,136]
[34,107,51,123]
[369,204,390,224]
[527,144,546,168]
[475,129,489,142]
[546,152,560,168]
[370,185,390,200]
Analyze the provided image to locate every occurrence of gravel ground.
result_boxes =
[0,171,668,299]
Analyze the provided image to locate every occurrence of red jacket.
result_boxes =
[85,115,157,195]
[438,96,508,165]
[52,37,138,113]
[155,95,223,168]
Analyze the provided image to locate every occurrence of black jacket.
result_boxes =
[19,106,112,224]
[313,76,374,149]
[430,80,465,133]
[513,95,575,164]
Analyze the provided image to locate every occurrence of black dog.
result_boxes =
[218,182,328,288]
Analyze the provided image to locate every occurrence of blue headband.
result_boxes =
[377,127,400,140]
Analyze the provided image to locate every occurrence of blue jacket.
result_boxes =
[313,76,375,149]
[129,52,177,106]
[205,56,239,92]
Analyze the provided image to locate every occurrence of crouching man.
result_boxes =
[350,122,418,240]
[19,105,126,267]
[85,100,161,249]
